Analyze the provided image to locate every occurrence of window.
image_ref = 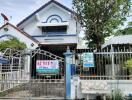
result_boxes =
[42,26,67,35]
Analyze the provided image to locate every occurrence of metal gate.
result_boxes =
[0,49,65,99]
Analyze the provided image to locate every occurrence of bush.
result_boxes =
[111,90,124,100]
[0,38,27,51]
[124,59,132,75]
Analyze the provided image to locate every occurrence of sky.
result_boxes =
[0,0,72,26]
[0,0,131,28]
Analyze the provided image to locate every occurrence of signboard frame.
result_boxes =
[82,52,94,68]
[36,60,59,74]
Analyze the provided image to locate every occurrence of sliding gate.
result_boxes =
[0,49,65,99]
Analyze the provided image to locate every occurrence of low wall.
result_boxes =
[71,77,132,99]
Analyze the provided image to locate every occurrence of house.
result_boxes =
[17,0,80,56]
[0,0,80,77]
[0,1,80,98]
[0,1,132,99]
[0,0,80,56]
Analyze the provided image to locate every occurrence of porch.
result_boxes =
[39,44,77,57]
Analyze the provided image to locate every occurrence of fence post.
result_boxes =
[0,63,2,91]
[111,45,115,79]
[11,58,13,80]
[25,49,31,80]
[18,56,21,80]
[63,46,72,99]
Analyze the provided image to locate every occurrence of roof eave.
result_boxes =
[0,22,39,44]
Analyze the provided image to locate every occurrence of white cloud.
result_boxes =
[0,0,72,26]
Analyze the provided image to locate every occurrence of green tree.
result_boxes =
[0,38,27,51]
[115,21,132,35]
[73,0,131,48]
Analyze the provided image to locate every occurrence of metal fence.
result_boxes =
[1,47,132,99]
[0,49,65,99]
[74,47,132,80]
[0,55,25,91]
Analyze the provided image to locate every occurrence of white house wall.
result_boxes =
[39,5,69,22]
[19,3,79,43]
[23,19,41,36]
[0,25,38,49]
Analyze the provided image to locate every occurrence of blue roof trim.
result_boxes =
[45,38,64,40]
[45,14,63,23]
[32,34,77,37]
[50,18,59,23]
[0,34,15,39]
[17,0,76,27]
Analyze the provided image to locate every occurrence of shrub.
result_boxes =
[111,89,124,100]
[0,38,27,51]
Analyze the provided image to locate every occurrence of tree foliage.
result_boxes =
[72,0,131,48]
[0,38,27,51]
[115,21,132,36]
[124,58,132,75]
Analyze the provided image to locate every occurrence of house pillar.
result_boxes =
[24,49,31,80]
[63,46,72,99]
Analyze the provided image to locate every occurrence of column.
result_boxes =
[63,46,72,99]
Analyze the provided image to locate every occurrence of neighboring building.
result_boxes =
[17,0,80,56]
[102,35,132,51]
[0,23,39,49]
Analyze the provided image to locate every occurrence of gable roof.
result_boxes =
[0,23,39,44]
[17,0,76,27]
